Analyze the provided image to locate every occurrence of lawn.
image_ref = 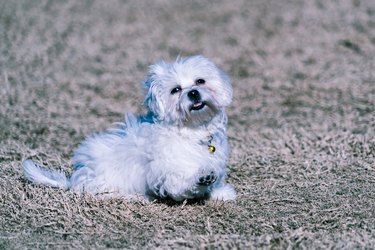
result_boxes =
[0,0,374,248]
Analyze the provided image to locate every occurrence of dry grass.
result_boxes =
[1,0,374,248]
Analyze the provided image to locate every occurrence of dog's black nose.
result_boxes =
[187,89,201,102]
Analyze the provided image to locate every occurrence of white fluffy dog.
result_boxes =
[22,55,236,202]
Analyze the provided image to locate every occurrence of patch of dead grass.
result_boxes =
[1,0,374,248]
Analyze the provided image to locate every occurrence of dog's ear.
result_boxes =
[143,62,167,120]
[216,69,233,107]
[204,57,233,108]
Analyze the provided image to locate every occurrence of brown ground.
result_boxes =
[1,0,374,249]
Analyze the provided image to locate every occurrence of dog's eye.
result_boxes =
[195,79,205,85]
[171,86,182,95]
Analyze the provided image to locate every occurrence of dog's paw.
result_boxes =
[197,171,217,186]
[210,184,236,201]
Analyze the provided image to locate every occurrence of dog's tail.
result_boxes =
[22,160,70,189]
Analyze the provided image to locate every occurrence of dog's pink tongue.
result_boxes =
[193,102,203,107]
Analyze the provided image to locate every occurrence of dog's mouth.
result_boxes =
[183,99,219,127]
[190,102,206,111]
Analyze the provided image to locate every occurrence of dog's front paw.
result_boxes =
[198,171,217,186]
[210,184,236,201]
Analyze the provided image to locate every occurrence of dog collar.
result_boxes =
[207,135,216,153]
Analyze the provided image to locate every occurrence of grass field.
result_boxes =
[1,0,374,248]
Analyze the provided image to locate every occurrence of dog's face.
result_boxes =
[144,55,232,127]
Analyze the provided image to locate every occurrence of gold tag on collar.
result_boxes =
[208,145,216,153]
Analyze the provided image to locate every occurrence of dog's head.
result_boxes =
[143,55,232,127]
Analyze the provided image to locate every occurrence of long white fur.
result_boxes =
[22,55,236,202]
[22,160,69,189]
